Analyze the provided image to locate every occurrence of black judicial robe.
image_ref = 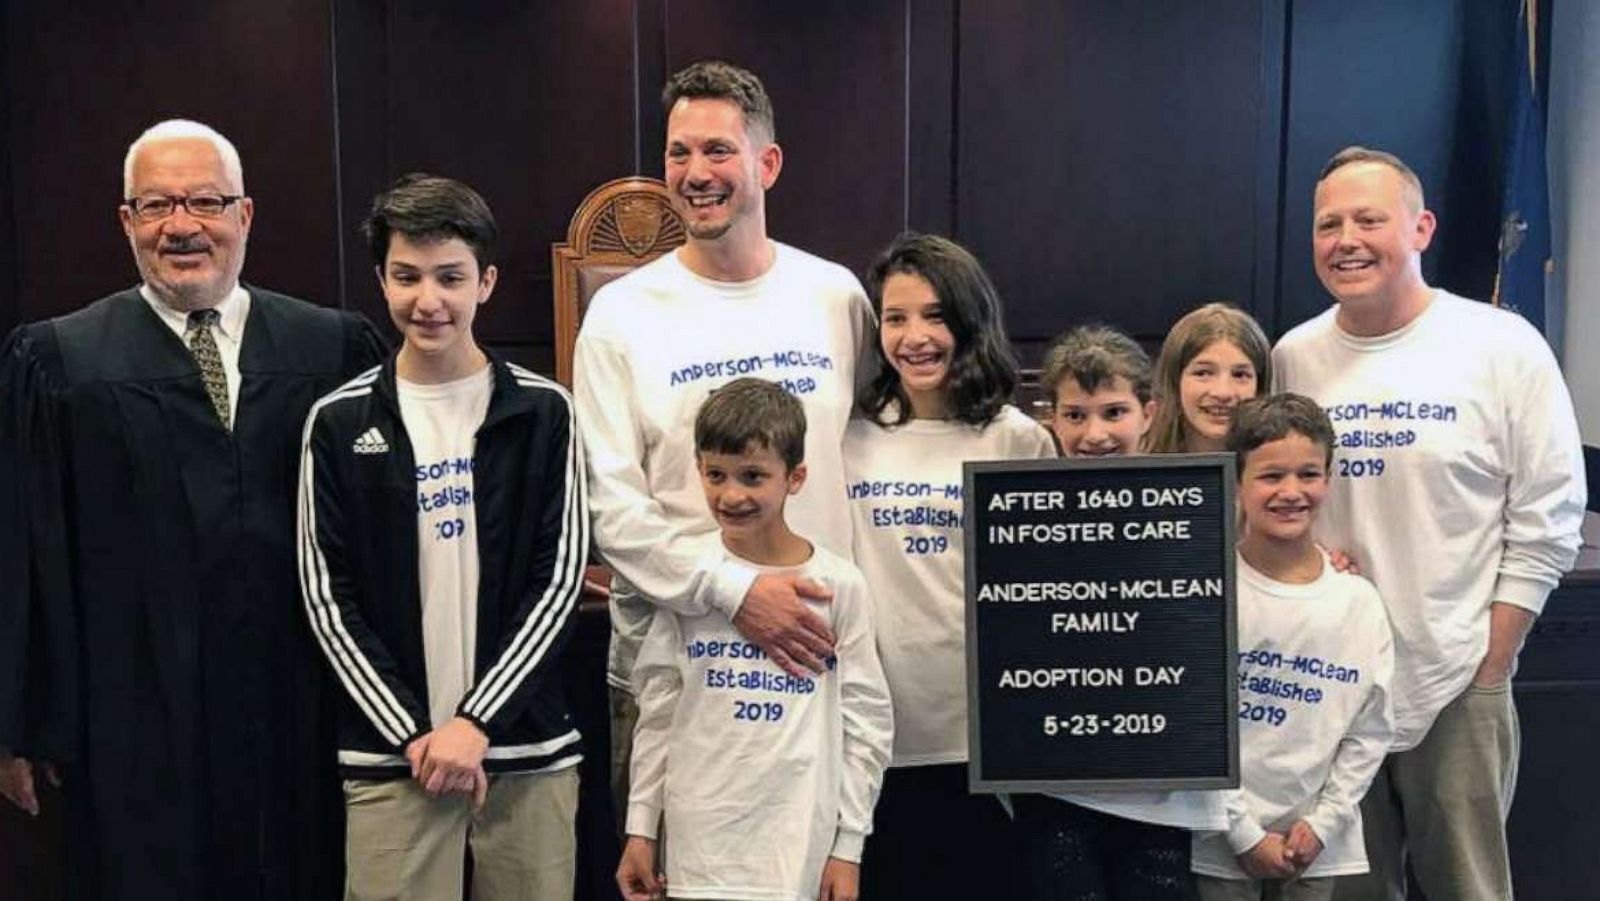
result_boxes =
[0,286,387,901]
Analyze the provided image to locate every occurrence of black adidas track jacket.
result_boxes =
[297,356,588,778]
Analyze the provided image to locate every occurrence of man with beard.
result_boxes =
[572,60,874,828]
[0,119,385,901]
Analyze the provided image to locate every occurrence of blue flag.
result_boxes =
[1495,0,1552,336]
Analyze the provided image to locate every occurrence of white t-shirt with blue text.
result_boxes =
[398,367,492,730]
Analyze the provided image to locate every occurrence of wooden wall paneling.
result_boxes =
[1277,0,1514,332]
[2,29,55,875]
[1509,684,1600,897]
[333,0,639,375]
[956,0,1277,367]
[4,0,340,323]
[330,0,393,331]
[4,1,167,319]
[1431,0,1517,306]
[906,0,959,237]
[633,0,668,179]
[206,0,343,311]
[1,4,17,335]
[1252,1,1289,338]
[1508,578,1600,896]
[1278,0,1459,332]
[660,0,910,277]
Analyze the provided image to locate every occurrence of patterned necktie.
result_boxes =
[186,308,232,431]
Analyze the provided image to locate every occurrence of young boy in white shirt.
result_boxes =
[616,377,893,901]
[1191,394,1393,901]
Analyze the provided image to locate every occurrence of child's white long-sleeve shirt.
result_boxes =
[1192,552,1394,879]
[627,545,893,901]
[844,406,1055,766]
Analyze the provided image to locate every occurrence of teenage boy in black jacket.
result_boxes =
[298,174,588,900]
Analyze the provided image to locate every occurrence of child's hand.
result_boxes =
[616,836,664,901]
[404,731,432,778]
[465,765,489,812]
[819,856,860,901]
[417,717,489,797]
[1237,833,1297,879]
[1284,820,1324,870]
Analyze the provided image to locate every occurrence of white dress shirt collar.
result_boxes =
[139,282,250,343]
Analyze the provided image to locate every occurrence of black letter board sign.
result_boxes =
[964,454,1238,793]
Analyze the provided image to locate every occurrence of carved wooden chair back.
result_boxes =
[551,177,687,386]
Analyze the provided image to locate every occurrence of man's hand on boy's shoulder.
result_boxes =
[617,835,665,901]
[734,574,836,678]
[819,857,859,901]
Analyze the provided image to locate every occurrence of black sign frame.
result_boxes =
[963,454,1239,794]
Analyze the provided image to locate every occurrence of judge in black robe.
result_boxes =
[0,123,386,901]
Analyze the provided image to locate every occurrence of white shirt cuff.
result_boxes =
[830,828,867,863]
[1492,574,1554,615]
[1226,818,1269,855]
[625,804,662,840]
[709,558,759,618]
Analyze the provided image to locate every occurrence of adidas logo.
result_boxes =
[352,427,390,454]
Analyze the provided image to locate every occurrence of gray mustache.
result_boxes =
[160,240,210,254]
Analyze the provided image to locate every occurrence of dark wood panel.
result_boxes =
[1251,0,1289,338]
[1276,0,1514,334]
[329,0,392,333]
[907,0,958,237]
[1504,577,1600,897]
[1,8,17,334]
[6,0,340,323]
[957,0,1276,350]
[660,0,908,277]
[633,0,668,178]
[1509,685,1600,899]
[333,0,638,361]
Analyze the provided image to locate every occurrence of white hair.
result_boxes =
[122,119,245,197]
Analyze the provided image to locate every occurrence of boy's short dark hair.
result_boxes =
[662,60,776,144]
[695,378,806,470]
[1039,325,1153,405]
[364,173,498,272]
[1227,393,1336,470]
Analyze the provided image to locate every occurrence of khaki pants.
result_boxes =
[1334,681,1519,901]
[344,766,579,901]
[1198,875,1336,901]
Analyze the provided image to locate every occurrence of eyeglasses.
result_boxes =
[123,193,244,222]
